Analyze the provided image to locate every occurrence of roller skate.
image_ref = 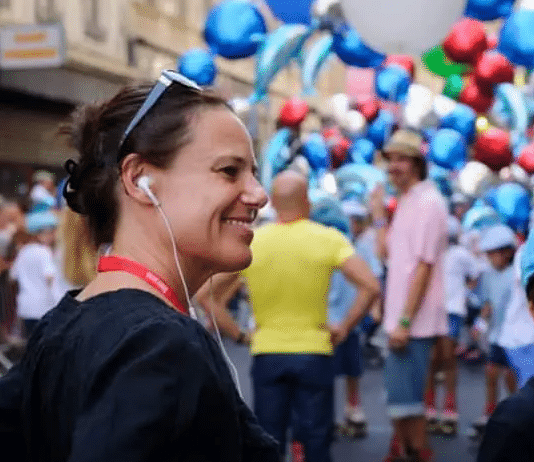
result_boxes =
[425,406,440,434]
[439,409,459,436]
[336,406,367,438]
[468,414,488,441]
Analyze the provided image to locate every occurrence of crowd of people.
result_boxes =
[0,73,534,462]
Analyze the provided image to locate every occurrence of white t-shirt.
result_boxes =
[10,243,56,319]
[498,245,534,349]
[444,244,480,316]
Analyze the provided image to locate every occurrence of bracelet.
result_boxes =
[399,316,411,329]
[373,218,387,229]
[236,331,246,344]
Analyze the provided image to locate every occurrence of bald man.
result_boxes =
[206,171,379,462]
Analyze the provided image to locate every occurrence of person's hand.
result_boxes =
[329,323,349,347]
[369,185,386,221]
[388,325,410,350]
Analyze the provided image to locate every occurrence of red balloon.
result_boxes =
[355,97,379,122]
[474,128,512,171]
[517,143,534,174]
[458,81,494,113]
[384,55,415,78]
[330,137,351,169]
[278,98,309,128]
[386,197,397,215]
[474,50,514,91]
[443,18,487,64]
[322,126,342,141]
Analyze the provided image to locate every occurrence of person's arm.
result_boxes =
[333,255,380,346]
[369,185,388,262]
[389,261,433,349]
[195,272,249,344]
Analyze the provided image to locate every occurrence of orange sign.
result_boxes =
[0,24,65,69]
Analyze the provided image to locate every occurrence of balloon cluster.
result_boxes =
[253,0,534,235]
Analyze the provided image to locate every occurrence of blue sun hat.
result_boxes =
[341,199,368,219]
[478,223,517,253]
[310,192,350,236]
[25,209,58,234]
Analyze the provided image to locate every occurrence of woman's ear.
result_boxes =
[119,153,157,206]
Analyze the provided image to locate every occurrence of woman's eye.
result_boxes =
[221,166,239,178]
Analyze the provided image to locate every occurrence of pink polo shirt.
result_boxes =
[384,180,448,338]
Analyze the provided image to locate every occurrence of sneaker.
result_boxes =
[345,405,366,425]
[290,441,305,462]
[472,414,489,429]
[441,409,459,422]
[425,407,438,421]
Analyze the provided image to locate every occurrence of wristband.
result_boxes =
[236,331,246,344]
[399,316,411,329]
[373,218,387,229]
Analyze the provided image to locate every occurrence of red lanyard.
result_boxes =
[97,255,188,316]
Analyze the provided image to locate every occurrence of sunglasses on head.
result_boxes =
[117,70,201,161]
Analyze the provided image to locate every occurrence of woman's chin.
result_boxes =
[215,249,253,273]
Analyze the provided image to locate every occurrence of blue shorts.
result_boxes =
[333,330,363,378]
[448,314,464,341]
[488,343,512,368]
[384,338,435,419]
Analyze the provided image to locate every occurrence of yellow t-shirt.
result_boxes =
[241,219,354,355]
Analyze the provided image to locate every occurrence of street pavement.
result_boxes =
[225,339,487,462]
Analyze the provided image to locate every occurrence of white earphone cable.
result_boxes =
[152,197,243,398]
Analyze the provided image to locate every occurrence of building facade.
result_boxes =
[0,0,347,198]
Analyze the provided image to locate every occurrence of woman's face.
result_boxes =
[157,107,267,274]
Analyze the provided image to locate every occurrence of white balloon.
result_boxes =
[402,84,435,130]
[328,93,350,125]
[342,110,367,136]
[340,0,467,54]
[229,97,251,115]
[433,95,458,120]
[457,161,496,197]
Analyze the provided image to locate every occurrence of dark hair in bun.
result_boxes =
[59,80,229,247]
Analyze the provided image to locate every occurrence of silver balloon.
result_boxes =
[312,0,345,30]
[341,110,367,137]
[456,161,497,197]
[402,84,436,130]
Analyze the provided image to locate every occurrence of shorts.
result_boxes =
[333,330,363,378]
[384,338,435,419]
[488,343,512,368]
[448,314,464,341]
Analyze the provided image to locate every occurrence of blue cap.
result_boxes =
[26,210,58,234]
[310,194,350,236]
[478,224,517,253]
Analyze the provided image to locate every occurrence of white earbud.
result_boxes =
[137,175,160,206]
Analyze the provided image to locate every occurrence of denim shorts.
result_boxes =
[448,314,464,341]
[384,338,435,419]
[333,330,363,378]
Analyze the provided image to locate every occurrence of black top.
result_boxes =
[478,376,534,462]
[0,289,279,462]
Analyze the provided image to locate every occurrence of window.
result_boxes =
[84,0,107,42]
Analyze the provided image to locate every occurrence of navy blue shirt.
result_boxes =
[0,289,279,461]
[478,376,534,461]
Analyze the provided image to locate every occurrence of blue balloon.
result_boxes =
[332,26,385,68]
[465,0,515,21]
[367,110,395,149]
[375,64,411,103]
[429,129,468,170]
[264,0,314,25]
[487,182,530,233]
[261,128,293,191]
[349,138,376,164]
[301,35,334,95]
[339,181,367,201]
[249,24,312,104]
[335,164,387,199]
[493,83,529,135]
[301,133,329,171]
[440,103,477,143]
[204,0,266,59]
[429,163,453,197]
[499,9,534,68]
[177,49,217,86]
[310,193,351,235]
